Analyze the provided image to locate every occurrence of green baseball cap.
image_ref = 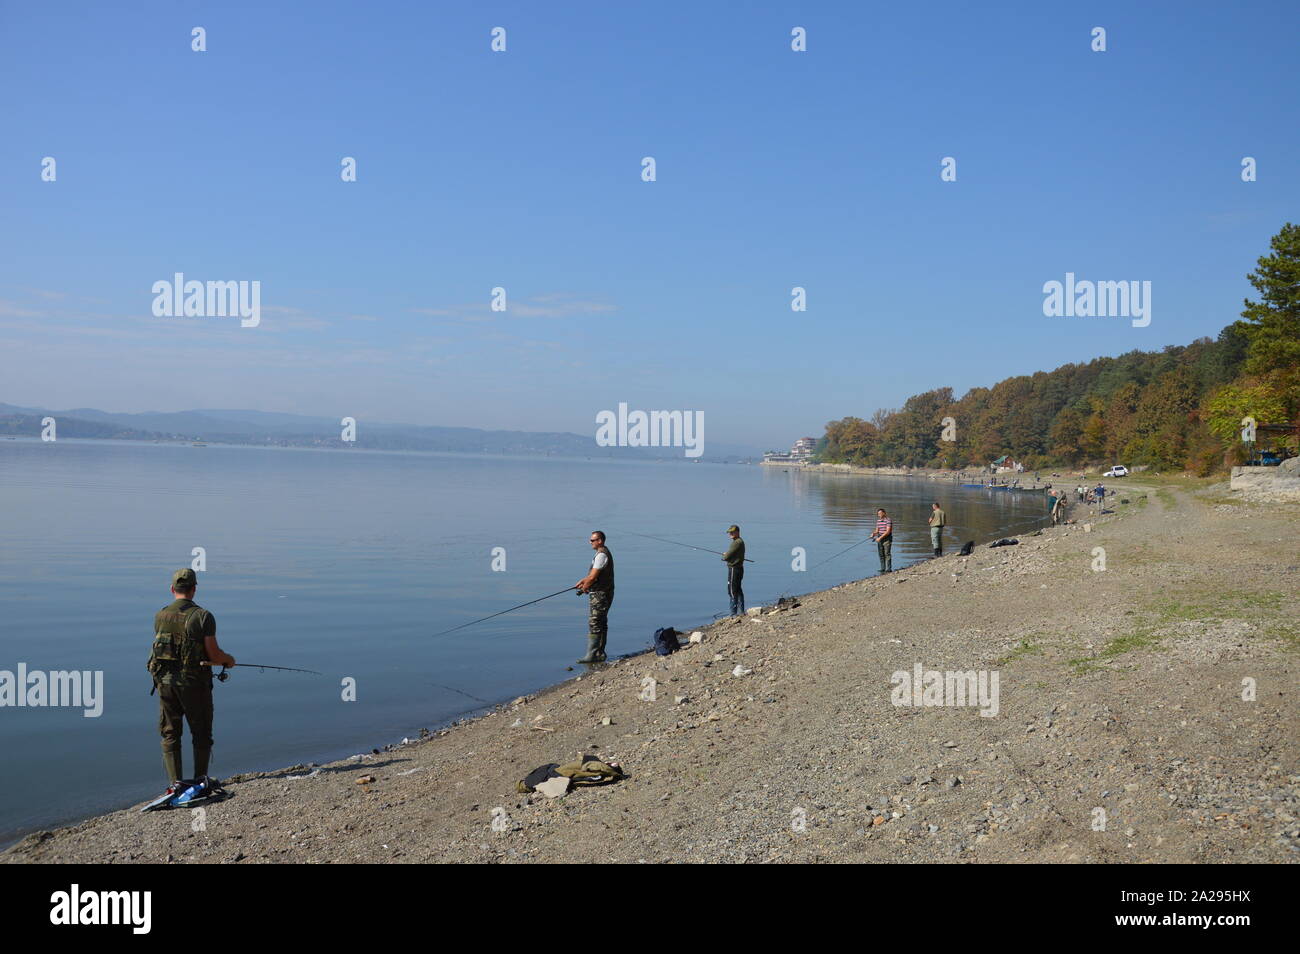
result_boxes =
[172,568,197,588]
[726,525,740,534]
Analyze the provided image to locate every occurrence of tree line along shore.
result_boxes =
[817,224,1300,478]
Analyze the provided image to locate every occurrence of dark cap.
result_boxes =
[726,525,740,534]
[172,568,197,589]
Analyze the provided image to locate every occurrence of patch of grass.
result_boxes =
[996,638,1043,666]
[1067,654,1104,674]
[1114,544,1158,566]
[1065,588,1297,672]
[1155,488,1177,509]
[1263,622,1300,651]
[1098,629,1165,657]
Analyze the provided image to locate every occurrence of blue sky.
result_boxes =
[2,0,1297,448]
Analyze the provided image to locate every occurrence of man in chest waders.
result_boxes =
[575,531,613,663]
[723,524,746,616]
[147,569,236,783]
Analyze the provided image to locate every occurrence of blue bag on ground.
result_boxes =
[653,627,680,655]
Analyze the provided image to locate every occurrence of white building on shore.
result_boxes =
[764,436,818,463]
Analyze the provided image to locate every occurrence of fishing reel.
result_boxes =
[215,666,230,682]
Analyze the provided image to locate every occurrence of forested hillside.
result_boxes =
[820,225,1300,474]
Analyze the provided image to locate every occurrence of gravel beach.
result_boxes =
[7,478,1297,864]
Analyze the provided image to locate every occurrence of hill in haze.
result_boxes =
[0,403,761,461]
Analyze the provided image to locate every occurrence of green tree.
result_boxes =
[1203,383,1286,445]
[1237,223,1300,380]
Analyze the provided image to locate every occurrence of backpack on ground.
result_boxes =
[140,775,228,813]
[653,627,680,655]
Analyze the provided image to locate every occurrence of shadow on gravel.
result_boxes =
[257,758,411,780]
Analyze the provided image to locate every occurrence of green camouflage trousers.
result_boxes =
[158,682,214,751]
[588,588,613,637]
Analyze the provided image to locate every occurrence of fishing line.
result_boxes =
[430,586,578,639]
[806,536,873,571]
[592,525,756,563]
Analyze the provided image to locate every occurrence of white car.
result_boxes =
[1103,465,1129,477]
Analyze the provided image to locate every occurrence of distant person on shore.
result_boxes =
[1049,489,1065,525]
[574,530,614,663]
[1094,483,1106,513]
[723,524,746,616]
[870,508,893,572]
[928,502,945,556]
[147,568,236,784]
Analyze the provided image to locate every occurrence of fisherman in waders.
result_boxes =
[574,531,613,663]
[148,569,236,783]
[723,524,746,616]
[870,508,893,573]
[928,502,945,556]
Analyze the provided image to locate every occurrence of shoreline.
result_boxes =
[6,479,1297,863]
[0,505,1045,853]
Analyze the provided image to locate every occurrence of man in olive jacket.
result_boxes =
[148,568,236,783]
[723,524,746,616]
[928,502,946,556]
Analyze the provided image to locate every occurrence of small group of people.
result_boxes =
[1076,483,1108,511]
[867,502,947,574]
[142,497,1030,794]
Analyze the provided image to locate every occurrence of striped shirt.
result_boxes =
[875,516,892,539]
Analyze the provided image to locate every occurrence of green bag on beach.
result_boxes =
[517,756,625,793]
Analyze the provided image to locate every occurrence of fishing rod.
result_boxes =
[429,682,493,705]
[430,585,578,639]
[807,536,874,572]
[201,661,323,682]
[604,527,755,563]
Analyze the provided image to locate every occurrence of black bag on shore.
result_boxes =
[958,541,975,556]
[989,538,1019,548]
[653,627,680,656]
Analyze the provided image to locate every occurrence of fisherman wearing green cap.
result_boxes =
[147,568,236,783]
[574,531,613,663]
[723,524,746,616]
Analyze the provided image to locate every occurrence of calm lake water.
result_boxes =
[0,439,1052,843]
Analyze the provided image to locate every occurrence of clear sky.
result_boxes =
[2,1,1297,448]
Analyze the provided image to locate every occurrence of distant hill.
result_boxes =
[0,403,761,461]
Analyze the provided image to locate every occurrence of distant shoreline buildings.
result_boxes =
[763,436,817,464]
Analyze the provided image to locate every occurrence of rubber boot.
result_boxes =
[193,745,211,779]
[162,747,183,784]
[593,631,607,663]
[577,636,600,664]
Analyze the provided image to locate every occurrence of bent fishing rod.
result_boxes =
[200,661,323,682]
[430,585,579,639]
